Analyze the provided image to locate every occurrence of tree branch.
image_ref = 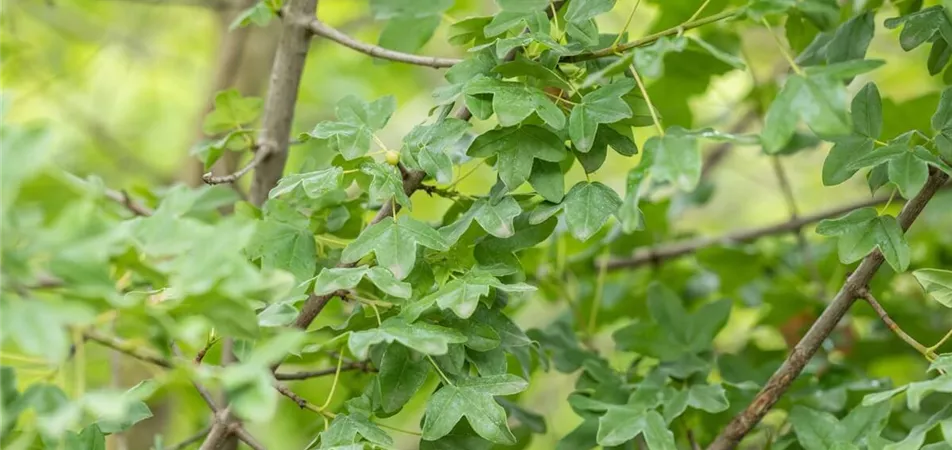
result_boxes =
[168,425,212,450]
[707,170,950,450]
[247,0,318,206]
[306,19,461,68]
[83,330,173,369]
[202,146,270,185]
[605,193,911,271]
[274,361,373,380]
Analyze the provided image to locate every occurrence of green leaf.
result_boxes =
[852,82,883,139]
[912,268,952,307]
[370,0,453,19]
[815,207,878,236]
[569,80,635,152]
[404,119,470,185]
[837,215,910,272]
[467,125,567,190]
[473,196,522,238]
[342,216,450,279]
[845,144,906,170]
[348,316,467,359]
[314,266,411,299]
[528,160,565,203]
[269,167,343,199]
[464,76,565,128]
[642,411,676,450]
[790,406,841,450]
[823,136,874,186]
[883,404,952,450]
[320,412,394,447]
[302,96,396,160]
[597,405,648,446]
[229,1,276,29]
[401,271,534,321]
[422,374,529,444]
[361,162,412,209]
[686,384,729,413]
[862,385,909,406]
[64,424,106,450]
[221,365,277,422]
[565,0,615,23]
[888,151,929,198]
[376,343,430,413]
[802,59,885,79]
[246,218,317,282]
[932,86,952,132]
[762,74,851,153]
[493,56,572,90]
[884,6,952,52]
[378,16,440,56]
[563,181,622,242]
[202,89,263,134]
[645,133,701,191]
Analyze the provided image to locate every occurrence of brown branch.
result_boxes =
[168,425,213,450]
[274,361,374,380]
[859,289,936,360]
[84,330,173,369]
[273,382,323,413]
[201,146,270,185]
[605,193,905,271]
[228,424,267,450]
[247,0,318,206]
[103,186,154,217]
[306,19,461,68]
[170,344,221,413]
[707,170,950,450]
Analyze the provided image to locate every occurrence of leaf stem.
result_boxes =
[879,188,898,215]
[628,64,664,136]
[761,18,804,76]
[319,350,346,410]
[372,133,388,151]
[687,0,713,22]
[611,0,643,49]
[448,162,482,189]
[426,355,454,387]
[375,422,423,436]
[928,328,952,352]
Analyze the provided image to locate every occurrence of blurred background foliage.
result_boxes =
[3,0,952,448]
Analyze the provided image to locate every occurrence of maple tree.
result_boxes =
[4,0,952,449]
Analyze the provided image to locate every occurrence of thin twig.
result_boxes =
[168,425,212,450]
[171,344,221,413]
[274,361,373,380]
[306,19,461,68]
[604,191,934,271]
[103,187,154,216]
[770,157,825,297]
[273,382,324,413]
[707,170,950,450]
[202,147,270,185]
[83,330,173,369]
[860,289,936,360]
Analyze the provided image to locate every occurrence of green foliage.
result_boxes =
[5,0,952,449]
